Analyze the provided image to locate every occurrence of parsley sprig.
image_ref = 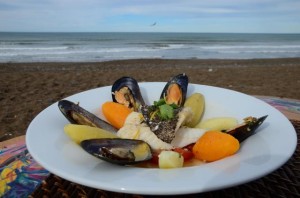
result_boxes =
[153,99,178,120]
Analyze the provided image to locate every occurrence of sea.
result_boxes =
[0,32,300,62]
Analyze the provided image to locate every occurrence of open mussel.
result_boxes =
[58,100,118,133]
[227,115,268,142]
[81,138,152,165]
[112,77,145,111]
[160,73,188,107]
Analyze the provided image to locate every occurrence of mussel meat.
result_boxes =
[111,77,145,111]
[227,115,268,142]
[160,73,188,107]
[81,138,152,165]
[58,100,118,133]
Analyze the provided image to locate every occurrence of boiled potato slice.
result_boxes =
[158,150,184,169]
[195,117,238,131]
[184,93,205,127]
[64,124,117,144]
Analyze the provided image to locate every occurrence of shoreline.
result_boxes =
[1,58,300,139]
[1,57,300,71]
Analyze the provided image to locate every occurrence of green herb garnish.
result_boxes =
[152,99,179,120]
[154,99,166,106]
[158,104,174,120]
[169,103,179,109]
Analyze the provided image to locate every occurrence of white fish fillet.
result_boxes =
[118,111,201,151]
[118,112,173,151]
[124,112,144,125]
[118,125,173,151]
[171,127,206,148]
[175,107,193,132]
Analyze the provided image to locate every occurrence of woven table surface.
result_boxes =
[29,120,300,198]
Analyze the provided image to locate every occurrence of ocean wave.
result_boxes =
[201,45,300,50]
[1,32,300,62]
[0,46,70,51]
[217,50,300,54]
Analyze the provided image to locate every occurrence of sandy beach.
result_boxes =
[0,58,300,140]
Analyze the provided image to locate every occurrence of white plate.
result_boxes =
[26,83,297,195]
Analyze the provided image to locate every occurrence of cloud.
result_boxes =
[0,0,299,32]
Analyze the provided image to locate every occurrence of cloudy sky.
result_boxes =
[0,0,299,33]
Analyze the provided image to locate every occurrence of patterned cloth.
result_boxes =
[0,137,49,197]
[259,96,300,115]
[0,96,299,197]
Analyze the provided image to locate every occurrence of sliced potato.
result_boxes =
[64,124,117,144]
[195,117,238,131]
[184,93,205,127]
[158,150,184,169]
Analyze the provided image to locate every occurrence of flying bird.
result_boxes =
[150,22,157,26]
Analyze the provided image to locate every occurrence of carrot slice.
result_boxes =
[192,130,240,162]
[102,101,133,129]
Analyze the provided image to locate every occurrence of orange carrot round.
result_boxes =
[192,130,240,162]
[102,101,132,129]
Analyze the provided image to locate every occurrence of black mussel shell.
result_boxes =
[111,77,145,111]
[81,138,152,165]
[160,73,188,107]
[58,100,118,133]
[227,115,268,142]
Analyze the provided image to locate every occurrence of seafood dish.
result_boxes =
[58,74,267,168]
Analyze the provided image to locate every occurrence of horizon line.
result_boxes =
[0,31,300,34]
